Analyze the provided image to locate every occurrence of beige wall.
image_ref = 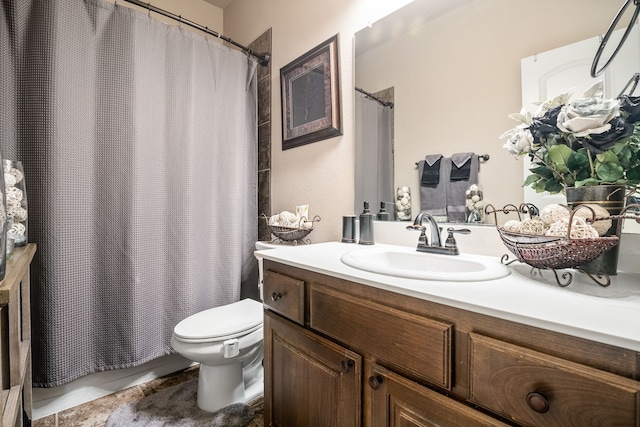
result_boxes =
[224,0,624,242]
[225,0,411,242]
[119,0,223,35]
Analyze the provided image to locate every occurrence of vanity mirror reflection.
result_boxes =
[354,0,639,232]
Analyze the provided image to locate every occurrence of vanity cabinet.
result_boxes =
[264,310,362,426]
[262,260,640,427]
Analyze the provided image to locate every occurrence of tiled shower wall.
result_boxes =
[241,29,272,301]
[249,29,272,242]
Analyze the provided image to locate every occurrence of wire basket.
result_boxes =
[486,203,623,270]
[261,214,321,243]
[497,229,618,270]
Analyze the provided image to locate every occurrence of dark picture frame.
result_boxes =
[280,34,342,150]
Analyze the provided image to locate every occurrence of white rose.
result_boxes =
[501,127,534,155]
[556,82,620,137]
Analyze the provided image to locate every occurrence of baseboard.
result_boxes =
[32,354,195,420]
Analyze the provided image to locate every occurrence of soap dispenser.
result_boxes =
[359,201,375,245]
[377,202,390,221]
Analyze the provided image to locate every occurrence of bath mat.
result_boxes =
[106,378,263,426]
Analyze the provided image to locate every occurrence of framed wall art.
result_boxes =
[280,34,342,150]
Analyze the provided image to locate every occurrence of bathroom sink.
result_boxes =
[340,246,510,282]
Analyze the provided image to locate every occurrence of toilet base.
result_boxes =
[197,363,264,413]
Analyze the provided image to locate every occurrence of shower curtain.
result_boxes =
[354,92,393,215]
[1,0,258,387]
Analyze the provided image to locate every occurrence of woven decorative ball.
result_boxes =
[572,203,612,236]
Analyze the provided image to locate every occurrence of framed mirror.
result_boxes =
[353,0,633,230]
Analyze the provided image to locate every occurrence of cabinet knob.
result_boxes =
[368,375,383,390]
[341,360,354,373]
[526,392,549,413]
[271,292,282,301]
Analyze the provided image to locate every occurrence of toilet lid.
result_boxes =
[173,299,263,342]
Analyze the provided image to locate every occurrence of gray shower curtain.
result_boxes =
[1,0,258,387]
[355,92,393,215]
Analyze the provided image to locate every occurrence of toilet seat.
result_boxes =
[173,299,263,344]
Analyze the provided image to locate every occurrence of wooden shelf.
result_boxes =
[0,244,36,427]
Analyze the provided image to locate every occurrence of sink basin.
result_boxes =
[340,246,510,282]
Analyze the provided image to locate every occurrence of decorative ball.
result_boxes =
[545,217,599,239]
[572,204,612,236]
[503,219,521,232]
[540,204,569,225]
[4,173,16,188]
[9,167,23,184]
[518,217,547,235]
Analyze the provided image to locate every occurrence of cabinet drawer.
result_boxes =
[370,363,508,427]
[469,333,640,427]
[310,284,453,389]
[263,270,305,325]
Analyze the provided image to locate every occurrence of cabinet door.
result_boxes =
[264,311,362,427]
[369,364,509,427]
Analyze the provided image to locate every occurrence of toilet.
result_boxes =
[170,241,278,412]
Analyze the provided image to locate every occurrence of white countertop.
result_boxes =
[257,241,640,352]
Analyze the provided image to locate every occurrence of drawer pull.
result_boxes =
[271,292,282,301]
[526,392,550,413]
[341,360,354,373]
[368,375,383,390]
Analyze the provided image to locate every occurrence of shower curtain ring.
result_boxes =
[147,2,151,16]
[178,15,182,28]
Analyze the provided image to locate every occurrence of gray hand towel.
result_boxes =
[446,153,478,222]
[419,155,447,217]
[450,152,473,181]
[421,154,443,185]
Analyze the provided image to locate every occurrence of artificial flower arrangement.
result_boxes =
[501,81,640,194]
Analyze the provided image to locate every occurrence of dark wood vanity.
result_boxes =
[262,259,640,427]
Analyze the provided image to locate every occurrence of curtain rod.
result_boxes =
[356,87,394,108]
[122,0,271,66]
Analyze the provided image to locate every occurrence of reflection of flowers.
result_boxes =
[501,81,640,194]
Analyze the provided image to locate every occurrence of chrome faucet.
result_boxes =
[406,212,470,255]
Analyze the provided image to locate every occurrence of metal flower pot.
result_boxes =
[564,185,626,275]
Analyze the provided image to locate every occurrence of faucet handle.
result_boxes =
[405,224,426,231]
[445,227,471,250]
[448,227,471,235]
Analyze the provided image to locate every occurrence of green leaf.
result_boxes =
[596,150,618,164]
[596,162,624,181]
[547,144,573,172]
[522,174,540,187]
[532,179,548,193]
[529,166,554,179]
[574,177,601,187]
[544,179,564,194]
[566,151,589,172]
[627,165,640,181]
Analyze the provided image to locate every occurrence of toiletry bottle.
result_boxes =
[359,202,375,245]
[377,201,390,221]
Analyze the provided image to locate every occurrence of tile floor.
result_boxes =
[32,366,264,427]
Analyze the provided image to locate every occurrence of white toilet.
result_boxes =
[170,241,278,413]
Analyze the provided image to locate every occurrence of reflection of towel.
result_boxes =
[446,153,478,222]
[419,155,447,217]
[450,153,472,181]
[421,155,442,185]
